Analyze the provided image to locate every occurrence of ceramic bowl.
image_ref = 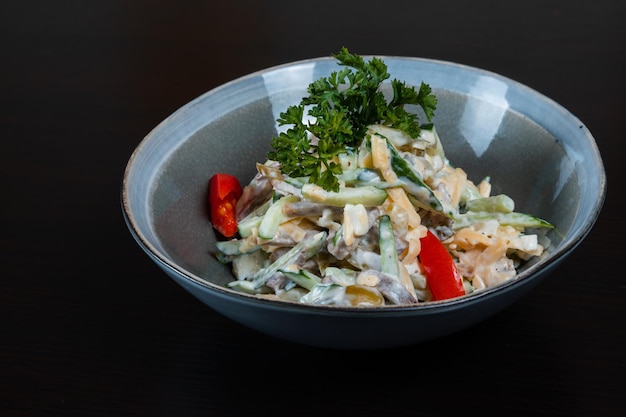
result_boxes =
[121,56,606,349]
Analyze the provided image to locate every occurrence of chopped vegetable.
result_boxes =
[257,195,299,239]
[419,229,466,301]
[379,133,447,214]
[301,183,388,207]
[378,215,401,278]
[208,173,242,238]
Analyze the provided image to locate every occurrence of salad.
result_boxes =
[209,48,553,307]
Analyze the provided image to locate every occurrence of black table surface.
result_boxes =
[2,1,625,416]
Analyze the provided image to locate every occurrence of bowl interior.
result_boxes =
[124,57,605,298]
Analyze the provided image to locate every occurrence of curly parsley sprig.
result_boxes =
[267,47,438,192]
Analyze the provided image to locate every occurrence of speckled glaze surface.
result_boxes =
[121,57,606,349]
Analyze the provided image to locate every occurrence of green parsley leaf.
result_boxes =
[267,47,438,192]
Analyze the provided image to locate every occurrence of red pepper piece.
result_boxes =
[208,173,242,238]
[419,229,466,301]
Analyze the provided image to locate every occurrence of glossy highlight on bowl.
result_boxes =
[122,56,606,349]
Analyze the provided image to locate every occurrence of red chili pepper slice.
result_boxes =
[419,229,466,301]
[208,173,242,238]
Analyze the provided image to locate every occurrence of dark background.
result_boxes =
[2,1,624,416]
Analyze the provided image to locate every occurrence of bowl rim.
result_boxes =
[121,55,607,313]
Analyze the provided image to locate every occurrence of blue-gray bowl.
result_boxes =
[122,56,606,349]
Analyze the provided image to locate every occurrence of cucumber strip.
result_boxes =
[237,198,272,237]
[301,183,388,207]
[379,215,400,279]
[452,211,554,230]
[237,215,263,238]
[333,224,344,246]
[465,194,515,213]
[323,267,357,286]
[385,138,446,214]
[280,267,322,291]
[299,283,346,305]
[258,195,299,239]
[250,231,327,288]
